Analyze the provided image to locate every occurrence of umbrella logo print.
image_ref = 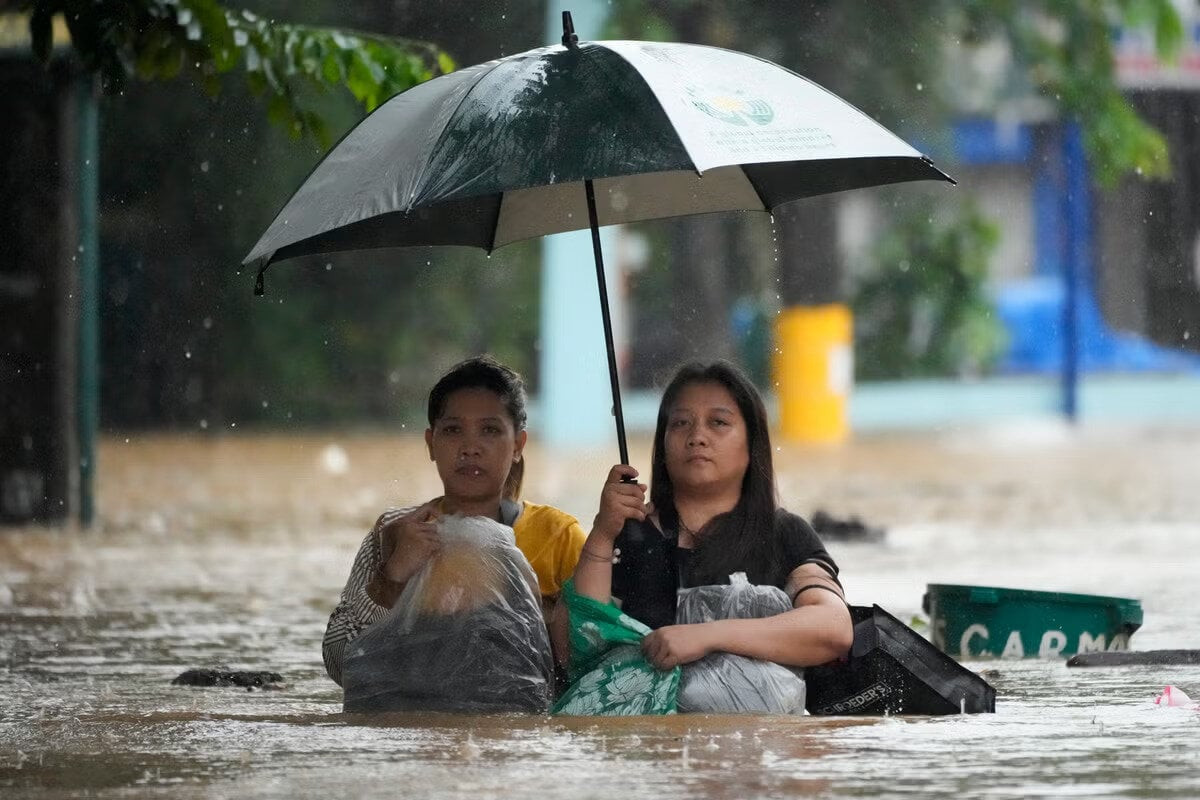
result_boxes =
[688,88,774,127]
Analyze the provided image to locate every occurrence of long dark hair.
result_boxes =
[427,355,528,500]
[650,361,780,585]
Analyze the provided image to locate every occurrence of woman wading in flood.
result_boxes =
[563,361,852,710]
[323,356,586,712]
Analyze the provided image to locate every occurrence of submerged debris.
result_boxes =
[811,510,886,543]
[171,669,284,689]
[1066,650,1200,668]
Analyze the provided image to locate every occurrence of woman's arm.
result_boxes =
[321,522,392,687]
[571,464,650,603]
[548,596,571,667]
[641,564,854,669]
[321,503,439,686]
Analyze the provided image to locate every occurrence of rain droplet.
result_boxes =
[203,317,213,329]
[325,263,333,271]
[200,419,209,429]
[916,82,924,91]
[200,161,210,173]
[321,444,350,475]
[185,350,192,359]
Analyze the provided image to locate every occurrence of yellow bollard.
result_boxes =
[774,304,853,443]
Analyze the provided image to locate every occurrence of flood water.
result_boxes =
[2,424,1199,798]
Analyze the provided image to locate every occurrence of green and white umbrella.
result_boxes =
[245,13,953,461]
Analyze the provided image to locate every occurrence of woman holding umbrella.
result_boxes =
[322,356,587,710]
[570,361,852,686]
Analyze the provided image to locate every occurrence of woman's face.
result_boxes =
[663,380,750,498]
[425,387,525,505]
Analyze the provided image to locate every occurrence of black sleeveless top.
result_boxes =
[609,509,839,630]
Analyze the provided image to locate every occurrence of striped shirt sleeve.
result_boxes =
[321,507,413,686]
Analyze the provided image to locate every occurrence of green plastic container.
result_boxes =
[924,584,1143,660]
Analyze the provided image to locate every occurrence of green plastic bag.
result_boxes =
[552,579,680,716]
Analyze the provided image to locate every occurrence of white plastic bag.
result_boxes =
[675,573,807,714]
[342,514,554,713]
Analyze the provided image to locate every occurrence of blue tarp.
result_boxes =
[995,277,1200,374]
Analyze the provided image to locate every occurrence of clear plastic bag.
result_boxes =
[342,514,554,713]
[675,573,807,714]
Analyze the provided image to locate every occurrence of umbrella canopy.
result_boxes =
[245,37,950,266]
[245,15,954,461]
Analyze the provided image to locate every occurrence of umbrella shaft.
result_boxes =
[585,179,629,466]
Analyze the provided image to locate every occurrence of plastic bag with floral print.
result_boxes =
[552,579,680,716]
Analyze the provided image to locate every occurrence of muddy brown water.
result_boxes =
[2,424,1199,798]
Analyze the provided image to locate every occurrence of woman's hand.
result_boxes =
[641,623,715,669]
[591,464,652,544]
[381,500,442,584]
[574,466,652,604]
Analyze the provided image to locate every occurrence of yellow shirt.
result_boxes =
[512,501,588,599]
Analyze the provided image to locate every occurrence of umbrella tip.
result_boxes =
[561,11,579,49]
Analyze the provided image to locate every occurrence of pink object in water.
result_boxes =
[1154,685,1198,709]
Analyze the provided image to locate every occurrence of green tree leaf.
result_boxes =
[15,0,452,143]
